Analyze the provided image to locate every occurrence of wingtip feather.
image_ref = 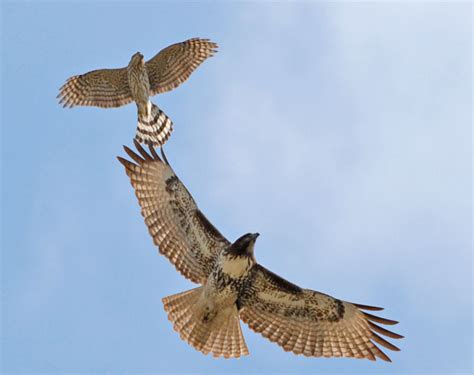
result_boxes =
[160,147,170,166]
[116,155,135,169]
[353,303,384,311]
[371,331,401,352]
[363,312,399,326]
[134,140,153,161]
[123,145,145,164]
[149,145,162,162]
[368,321,404,339]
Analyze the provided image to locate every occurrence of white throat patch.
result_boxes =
[221,256,251,278]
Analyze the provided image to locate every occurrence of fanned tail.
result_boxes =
[162,288,249,359]
[135,101,173,146]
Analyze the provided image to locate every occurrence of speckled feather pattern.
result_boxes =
[58,68,132,108]
[146,38,218,96]
[118,144,403,361]
[58,38,218,146]
[117,141,229,284]
[238,265,403,361]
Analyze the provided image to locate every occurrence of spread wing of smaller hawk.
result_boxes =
[118,142,403,361]
[58,38,218,147]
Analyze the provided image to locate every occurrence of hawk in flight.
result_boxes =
[118,142,403,361]
[58,38,218,146]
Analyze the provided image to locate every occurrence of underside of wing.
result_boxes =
[146,38,218,96]
[118,141,230,284]
[238,265,403,361]
[58,67,133,108]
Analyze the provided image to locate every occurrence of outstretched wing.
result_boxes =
[146,38,218,96]
[58,68,133,108]
[238,265,403,362]
[118,141,230,284]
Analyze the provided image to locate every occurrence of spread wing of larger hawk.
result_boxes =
[118,142,403,361]
[118,141,229,284]
[58,38,217,146]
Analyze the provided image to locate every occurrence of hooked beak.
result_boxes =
[250,233,260,241]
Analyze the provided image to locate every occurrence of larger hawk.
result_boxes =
[58,38,217,146]
[118,142,403,361]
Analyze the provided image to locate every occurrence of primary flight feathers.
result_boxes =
[58,38,218,146]
[117,141,229,284]
[118,141,403,361]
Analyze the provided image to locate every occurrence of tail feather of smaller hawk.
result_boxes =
[135,101,173,147]
[162,288,249,359]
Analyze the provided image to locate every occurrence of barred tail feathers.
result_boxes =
[135,101,173,146]
[162,288,249,359]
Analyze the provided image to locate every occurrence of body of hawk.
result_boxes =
[118,142,403,360]
[58,38,217,146]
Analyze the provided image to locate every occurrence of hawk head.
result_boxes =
[227,233,259,258]
[130,52,145,66]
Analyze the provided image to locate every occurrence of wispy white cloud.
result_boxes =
[199,2,471,315]
[3,2,471,372]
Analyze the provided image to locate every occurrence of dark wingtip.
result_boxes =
[123,144,132,154]
[371,331,401,352]
[363,312,399,326]
[123,145,145,164]
[133,140,153,161]
[353,303,384,311]
[160,147,170,166]
[149,145,162,162]
[117,156,128,166]
[373,346,392,362]
[368,321,404,339]
[117,156,136,170]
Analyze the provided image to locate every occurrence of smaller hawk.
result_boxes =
[58,38,218,146]
[118,142,404,361]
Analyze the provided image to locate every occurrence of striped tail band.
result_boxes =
[135,102,174,147]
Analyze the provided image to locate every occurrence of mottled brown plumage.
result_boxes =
[118,140,228,284]
[118,143,403,361]
[58,38,218,146]
[238,265,402,361]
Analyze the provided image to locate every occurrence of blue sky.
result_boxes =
[1,1,472,374]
